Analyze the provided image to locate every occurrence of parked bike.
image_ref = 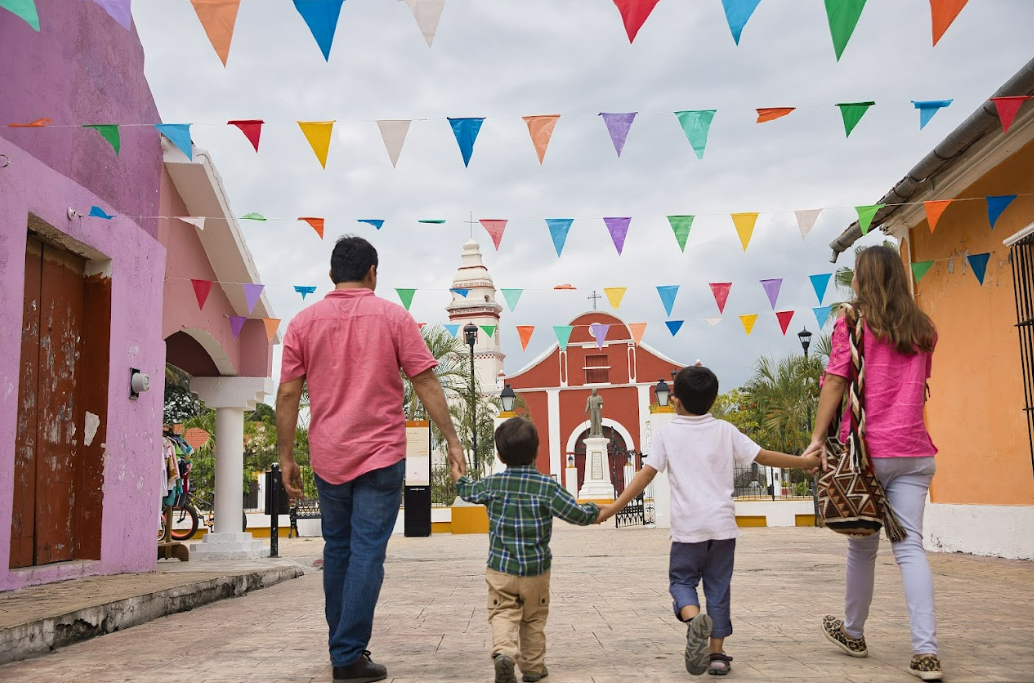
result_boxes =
[158,491,248,542]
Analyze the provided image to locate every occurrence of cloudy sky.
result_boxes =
[133,0,1032,390]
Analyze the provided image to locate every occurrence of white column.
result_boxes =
[648,406,676,530]
[213,407,245,534]
[546,389,562,478]
[565,465,579,500]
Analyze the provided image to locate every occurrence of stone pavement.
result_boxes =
[0,527,1031,683]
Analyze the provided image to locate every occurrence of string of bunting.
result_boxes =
[2,0,976,64]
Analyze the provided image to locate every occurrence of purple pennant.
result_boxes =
[599,112,637,157]
[604,217,631,255]
[229,316,247,340]
[760,278,782,310]
[589,323,610,350]
[243,283,265,314]
[86,0,133,29]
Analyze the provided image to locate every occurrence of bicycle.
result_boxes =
[158,492,248,542]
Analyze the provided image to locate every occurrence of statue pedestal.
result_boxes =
[577,436,615,503]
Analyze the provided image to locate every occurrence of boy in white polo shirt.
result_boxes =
[598,366,819,676]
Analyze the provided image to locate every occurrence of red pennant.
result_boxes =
[417,322,426,330]
[299,217,325,239]
[709,282,732,314]
[930,0,970,46]
[191,279,213,310]
[776,310,795,335]
[229,119,263,151]
[479,219,507,250]
[991,97,1031,134]
[612,0,663,43]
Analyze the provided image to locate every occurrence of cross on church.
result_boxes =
[588,290,602,310]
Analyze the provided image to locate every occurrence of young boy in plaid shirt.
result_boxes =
[452,417,599,683]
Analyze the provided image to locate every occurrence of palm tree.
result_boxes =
[834,240,900,300]
[402,325,473,420]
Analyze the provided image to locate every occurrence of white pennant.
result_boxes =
[795,209,822,240]
[377,120,412,168]
[706,318,722,326]
[179,216,206,230]
[400,0,447,47]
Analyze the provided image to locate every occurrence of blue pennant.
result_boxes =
[720,0,763,45]
[911,100,953,130]
[444,324,460,338]
[809,274,832,304]
[987,195,1017,229]
[967,253,991,285]
[89,206,114,219]
[657,285,680,316]
[813,306,833,329]
[448,117,485,167]
[451,288,470,298]
[546,218,574,257]
[294,285,317,300]
[665,320,684,336]
[154,123,193,160]
[358,219,384,230]
[293,0,346,61]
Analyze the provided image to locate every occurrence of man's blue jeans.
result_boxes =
[315,460,404,667]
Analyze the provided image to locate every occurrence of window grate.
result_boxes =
[1009,233,1034,476]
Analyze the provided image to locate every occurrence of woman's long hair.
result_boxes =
[852,245,936,354]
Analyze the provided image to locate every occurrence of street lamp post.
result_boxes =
[500,384,516,413]
[798,326,820,525]
[654,379,671,408]
[463,323,479,477]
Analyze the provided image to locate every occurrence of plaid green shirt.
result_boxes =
[457,466,599,577]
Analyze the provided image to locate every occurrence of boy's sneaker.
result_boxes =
[522,667,548,682]
[332,651,387,682]
[684,613,713,676]
[822,615,868,658]
[908,655,943,681]
[494,654,518,683]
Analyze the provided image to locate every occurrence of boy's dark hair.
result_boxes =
[330,235,378,284]
[494,416,538,467]
[674,366,719,415]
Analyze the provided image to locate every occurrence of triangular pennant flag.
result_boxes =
[0,0,40,30]
[731,213,759,251]
[604,217,631,255]
[912,100,953,129]
[837,102,875,137]
[813,306,832,329]
[825,0,868,61]
[987,195,1018,228]
[776,310,795,335]
[656,285,679,316]
[299,217,325,239]
[294,285,317,299]
[809,274,832,304]
[401,0,447,47]
[191,279,213,310]
[710,283,732,314]
[720,0,763,44]
[88,0,133,30]
[480,219,507,250]
[665,320,684,336]
[377,120,411,168]
[89,206,114,219]
[674,110,716,160]
[240,212,266,221]
[156,124,193,160]
[243,283,265,314]
[667,215,694,252]
[417,322,426,330]
[444,323,460,338]
[292,0,345,60]
[523,115,560,165]
[756,107,795,123]
[604,287,626,309]
[83,124,120,156]
[991,97,1031,134]
[924,200,952,232]
[359,219,385,230]
[546,218,574,257]
[501,289,523,313]
[599,112,637,157]
[450,288,470,298]
[517,325,535,350]
[179,217,206,230]
[856,204,885,235]
[448,117,485,167]
[612,0,662,42]
[298,121,335,169]
[739,314,759,335]
[930,0,970,46]
[911,261,934,283]
[795,209,822,239]
[7,117,51,128]
[418,219,446,224]
[480,325,496,338]
[553,326,573,351]
[760,278,782,309]
[706,318,722,326]
[629,323,647,345]
[229,315,247,340]
[189,0,241,66]
[262,318,280,342]
[590,323,610,349]
[967,253,991,285]
[229,119,262,151]
[396,289,416,310]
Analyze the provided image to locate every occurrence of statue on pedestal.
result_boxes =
[585,389,604,437]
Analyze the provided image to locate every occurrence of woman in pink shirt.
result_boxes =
[808,245,942,681]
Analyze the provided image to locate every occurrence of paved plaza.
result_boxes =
[0,526,1031,683]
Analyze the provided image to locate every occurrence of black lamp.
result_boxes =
[500,384,516,412]
[655,379,670,407]
[798,326,813,358]
[463,323,478,347]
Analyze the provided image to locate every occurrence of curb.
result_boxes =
[0,566,303,666]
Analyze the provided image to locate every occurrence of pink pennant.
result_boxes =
[480,219,507,250]
[229,315,247,339]
[709,283,732,314]
[604,217,631,255]
[776,310,795,335]
[243,283,264,314]
[590,323,610,350]
[612,0,663,43]
[991,96,1031,134]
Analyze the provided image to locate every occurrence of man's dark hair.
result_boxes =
[674,366,719,415]
[330,235,378,284]
[494,417,538,467]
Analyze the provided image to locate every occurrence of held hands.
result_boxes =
[447,439,467,482]
[801,437,828,474]
[595,504,617,525]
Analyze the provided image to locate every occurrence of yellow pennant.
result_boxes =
[298,121,335,168]
[739,314,759,335]
[604,287,627,309]
[731,212,759,251]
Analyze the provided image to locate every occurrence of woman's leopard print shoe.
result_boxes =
[822,615,868,658]
[909,654,943,681]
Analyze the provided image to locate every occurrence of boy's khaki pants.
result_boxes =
[486,567,550,674]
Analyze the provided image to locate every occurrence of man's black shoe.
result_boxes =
[333,651,387,682]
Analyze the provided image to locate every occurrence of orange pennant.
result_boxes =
[299,217,325,239]
[923,200,952,233]
[522,115,560,164]
[7,117,52,128]
[930,0,970,46]
[517,325,535,351]
[262,318,280,342]
[756,108,795,123]
[629,322,647,346]
[189,0,242,67]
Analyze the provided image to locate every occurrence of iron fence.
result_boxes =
[733,465,814,501]
[1010,231,1034,475]
[614,493,655,528]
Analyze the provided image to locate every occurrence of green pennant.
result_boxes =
[83,124,120,156]
[825,0,868,61]
[674,110,717,160]
[553,325,573,351]
[0,0,39,30]
[480,325,497,338]
[667,215,695,252]
[396,288,416,310]
[911,261,934,283]
[837,102,875,138]
[239,212,267,221]
[856,204,885,235]
[418,219,446,224]
[501,288,523,313]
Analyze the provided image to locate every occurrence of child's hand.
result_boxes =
[800,453,822,474]
[595,505,613,524]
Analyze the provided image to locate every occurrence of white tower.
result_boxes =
[447,239,505,394]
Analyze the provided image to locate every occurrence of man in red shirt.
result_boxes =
[276,236,465,682]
